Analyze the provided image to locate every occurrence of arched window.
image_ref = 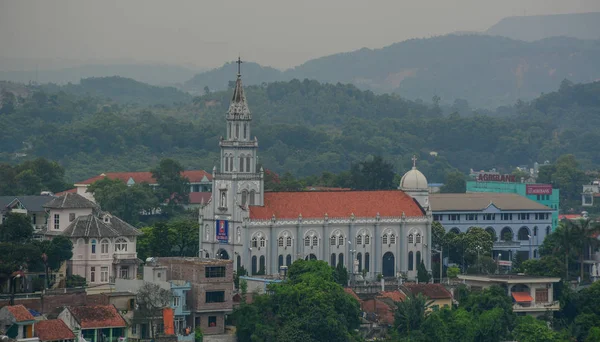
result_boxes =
[278,255,284,268]
[286,254,292,266]
[286,236,292,247]
[115,238,127,252]
[304,236,310,246]
[330,236,336,246]
[357,252,362,272]
[229,157,233,172]
[338,253,344,267]
[312,236,318,246]
[408,251,414,270]
[338,236,344,245]
[390,234,396,244]
[546,226,551,236]
[330,253,336,267]
[239,156,244,172]
[408,234,414,244]
[356,235,362,245]
[416,251,421,266]
[251,256,257,275]
[236,124,240,138]
[249,190,256,205]
[260,237,266,247]
[518,227,530,241]
[485,227,496,241]
[259,256,266,274]
[365,252,370,271]
[224,156,229,172]
[365,235,370,245]
[241,190,248,206]
[91,239,97,254]
[533,226,538,236]
[383,234,388,244]
[501,227,513,241]
[278,237,284,247]
[416,234,421,244]
[251,237,258,248]
[246,157,251,172]
[228,123,232,139]
[101,239,109,254]
[243,123,247,139]
[237,255,241,270]
[533,249,538,258]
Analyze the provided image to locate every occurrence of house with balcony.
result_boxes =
[457,274,560,317]
[0,305,37,342]
[114,263,193,342]
[43,193,142,286]
[58,305,127,342]
[156,258,234,335]
[430,193,553,263]
[0,195,55,239]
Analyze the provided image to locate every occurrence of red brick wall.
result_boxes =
[0,291,87,315]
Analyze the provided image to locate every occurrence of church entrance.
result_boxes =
[217,249,229,260]
[382,252,395,277]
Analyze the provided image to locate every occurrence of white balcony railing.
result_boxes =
[513,301,560,312]
[113,252,137,260]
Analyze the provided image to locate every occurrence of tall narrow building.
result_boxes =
[200,63,432,281]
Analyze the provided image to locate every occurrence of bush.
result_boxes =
[66,275,86,288]
[447,266,460,279]
[194,327,203,342]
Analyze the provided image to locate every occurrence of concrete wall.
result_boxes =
[0,291,87,315]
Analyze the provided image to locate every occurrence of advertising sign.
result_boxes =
[476,173,517,182]
[526,184,553,195]
[497,260,513,267]
[216,220,229,243]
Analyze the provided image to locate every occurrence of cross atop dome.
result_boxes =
[412,155,418,169]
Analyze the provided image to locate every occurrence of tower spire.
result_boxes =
[236,56,243,77]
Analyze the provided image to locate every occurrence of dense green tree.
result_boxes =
[333,262,349,286]
[35,236,74,271]
[169,218,199,256]
[349,155,395,190]
[0,213,33,243]
[417,260,431,283]
[440,171,466,193]
[461,285,515,334]
[87,177,159,223]
[0,243,44,286]
[151,159,190,209]
[513,315,560,342]
[0,158,71,195]
[520,255,565,278]
[394,293,432,337]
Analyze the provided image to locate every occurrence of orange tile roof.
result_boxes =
[35,319,76,341]
[55,188,76,196]
[403,283,452,299]
[5,305,35,322]
[77,170,212,185]
[344,288,362,303]
[512,292,533,303]
[305,187,352,191]
[378,290,406,302]
[69,305,126,328]
[249,190,424,220]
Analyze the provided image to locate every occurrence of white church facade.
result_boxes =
[199,63,433,280]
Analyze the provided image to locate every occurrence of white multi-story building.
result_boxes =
[43,193,141,284]
[430,193,553,261]
[199,65,432,280]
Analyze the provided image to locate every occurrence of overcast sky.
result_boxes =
[1,0,599,70]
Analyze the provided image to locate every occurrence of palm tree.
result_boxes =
[549,221,577,280]
[567,219,600,281]
[394,293,434,337]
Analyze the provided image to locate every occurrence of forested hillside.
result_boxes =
[184,35,600,108]
[1,77,600,183]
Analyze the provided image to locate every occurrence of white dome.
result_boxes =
[400,167,428,190]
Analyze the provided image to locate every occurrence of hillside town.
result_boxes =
[2,65,600,342]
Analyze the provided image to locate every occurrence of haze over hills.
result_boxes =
[0,63,201,86]
[485,12,600,42]
[183,35,600,108]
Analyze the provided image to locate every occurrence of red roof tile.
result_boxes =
[35,319,76,341]
[189,192,212,204]
[5,305,35,322]
[403,283,452,299]
[559,214,582,220]
[378,290,406,302]
[305,187,352,191]
[249,190,424,220]
[76,170,212,185]
[69,305,126,328]
[344,288,362,303]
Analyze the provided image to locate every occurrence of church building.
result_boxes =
[199,63,432,280]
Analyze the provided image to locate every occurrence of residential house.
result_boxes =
[401,283,452,311]
[0,305,36,341]
[114,263,193,341]
[43,193,142,286]
[457,274,560,317]
[58,305,127,342]
[0,195,55,239]
[71,171,213,203]
[430,193,554,262]
[156,258,234,335]
[34,319,76,342]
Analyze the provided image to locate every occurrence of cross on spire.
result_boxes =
[412,155,417,168]
[236,56,243,77]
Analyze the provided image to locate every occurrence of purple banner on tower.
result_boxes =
[216,220,229,243]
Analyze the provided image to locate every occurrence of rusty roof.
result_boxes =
[403,283,452,299]
[68,305,126,328]
[4,305,35,322]
[35,319,76,341]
